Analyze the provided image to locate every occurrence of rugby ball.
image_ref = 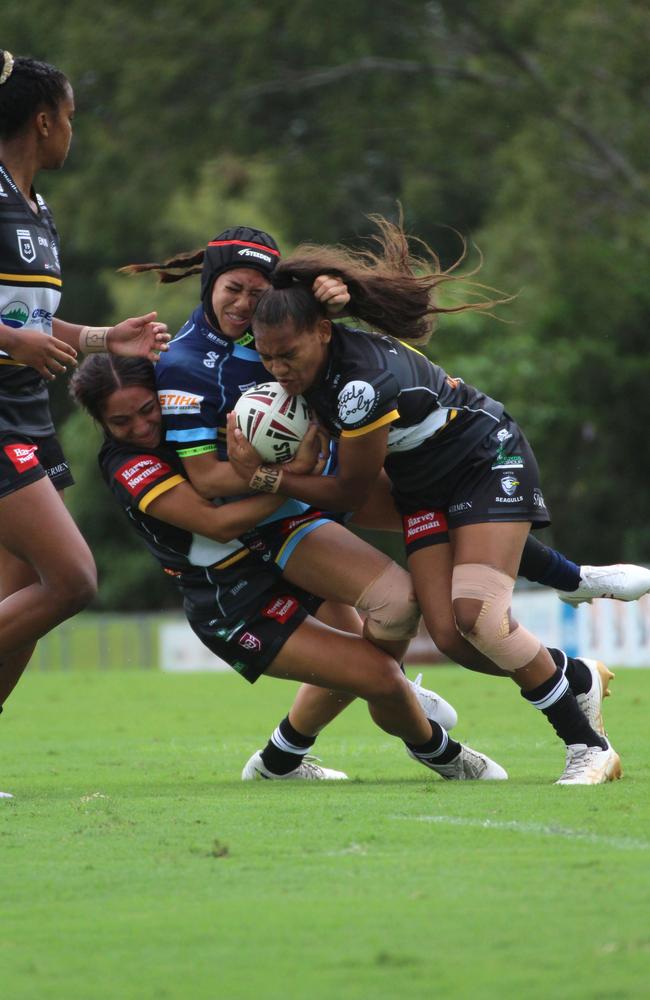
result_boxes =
[233,382,312,463]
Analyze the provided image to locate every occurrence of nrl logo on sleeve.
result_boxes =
[157,390,204,414]
[337,380,377,426]
[17,229,36,264]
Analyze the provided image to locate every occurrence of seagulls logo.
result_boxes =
[500,475,520,496]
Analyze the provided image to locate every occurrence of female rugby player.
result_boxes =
[227,217,628,785]
[0,52,169,797]
[124,223,644,783]
[71,354,506,782]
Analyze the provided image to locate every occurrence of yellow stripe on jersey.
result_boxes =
[398,339,426,358]
[0,271,62,288]
[138,474,185,512]
[340,409,399,438]
[0,358,26,366]
[214,547,251,570]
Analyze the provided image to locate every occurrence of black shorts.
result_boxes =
[254,507,345,570]
[397,413,551,558]
[188,580,324,683]
[0,432,74,500]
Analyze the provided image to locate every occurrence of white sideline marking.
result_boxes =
[391,815,650,851]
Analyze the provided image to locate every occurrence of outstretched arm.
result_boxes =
[53,312,170,362]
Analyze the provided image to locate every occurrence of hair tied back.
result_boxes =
[0,51,14,86]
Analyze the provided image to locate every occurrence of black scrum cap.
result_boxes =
[200,226,280,308]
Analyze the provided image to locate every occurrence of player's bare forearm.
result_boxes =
[147,481,284,540]
[180,451,253,500]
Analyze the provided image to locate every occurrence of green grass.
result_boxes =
[2,666,649,1000]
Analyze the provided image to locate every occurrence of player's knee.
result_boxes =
[357,562,421,643]
[369,656,410,701]
[428,620,468,662]
[451,563,539,672]
[54,563,98,615]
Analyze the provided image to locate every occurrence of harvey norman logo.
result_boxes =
[116,456,171,495]
[158,389,204,414]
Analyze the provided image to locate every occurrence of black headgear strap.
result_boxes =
[200,226,280,331]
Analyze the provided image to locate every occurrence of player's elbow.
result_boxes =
[337,480,371,513]
[189,474,218,500]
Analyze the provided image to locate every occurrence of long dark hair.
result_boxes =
[0,51,69,140]
[255,215,510,343]
[69,355,157,424]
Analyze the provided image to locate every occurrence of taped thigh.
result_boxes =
[451,563,540,672]
[357,561,421,642]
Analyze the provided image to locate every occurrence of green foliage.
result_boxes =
[4,0,650,604]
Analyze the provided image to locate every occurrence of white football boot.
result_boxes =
[0,790,13,799]
[555,740,622,785]
[574,658,614,737]
[407,743,508,780]
[558,564,650,605]
[408,673,458,731]
[242,750,348,781]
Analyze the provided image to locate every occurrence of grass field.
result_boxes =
[1,665,649,1000]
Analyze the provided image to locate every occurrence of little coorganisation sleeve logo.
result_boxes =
[337,380,378,426]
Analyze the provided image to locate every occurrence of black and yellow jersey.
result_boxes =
[99,436,280,621]
[304,323,504,497]
[0,162,62,436]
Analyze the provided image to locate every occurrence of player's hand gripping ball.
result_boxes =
[232,382,312,463]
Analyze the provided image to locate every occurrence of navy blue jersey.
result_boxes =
[155,305,316,526]
[0,163,62,436]
[304,323,504,501]
[99,435,279,620]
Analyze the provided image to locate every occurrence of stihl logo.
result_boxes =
[157,390,203,414]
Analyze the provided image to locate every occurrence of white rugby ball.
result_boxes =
[233,382,312,464]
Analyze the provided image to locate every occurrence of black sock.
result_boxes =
[405,721,462,764]
[260,715,315,775]
[519,535,581,591]
[521,667,606,748]
[546,648,593,696]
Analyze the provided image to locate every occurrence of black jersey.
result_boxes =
[304,324,504,502]
[0,163,62,436]
[99,437,280,621]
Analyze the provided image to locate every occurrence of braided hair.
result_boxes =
[0,50,69,140]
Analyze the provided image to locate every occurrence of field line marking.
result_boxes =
[390,814,650,851]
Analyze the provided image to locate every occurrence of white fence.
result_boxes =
[160,591,650,672]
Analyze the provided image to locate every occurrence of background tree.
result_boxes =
[3,0,648,606]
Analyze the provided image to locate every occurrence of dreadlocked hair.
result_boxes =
[118,248,205,284]
[264,214,511,344]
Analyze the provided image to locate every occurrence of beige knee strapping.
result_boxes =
[357,562,421,642]
[452,563,541,672]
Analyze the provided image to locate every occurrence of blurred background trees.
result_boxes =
[3,0,649,607]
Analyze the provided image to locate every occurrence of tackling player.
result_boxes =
[71,354,505,783]
[228,217,636,785]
